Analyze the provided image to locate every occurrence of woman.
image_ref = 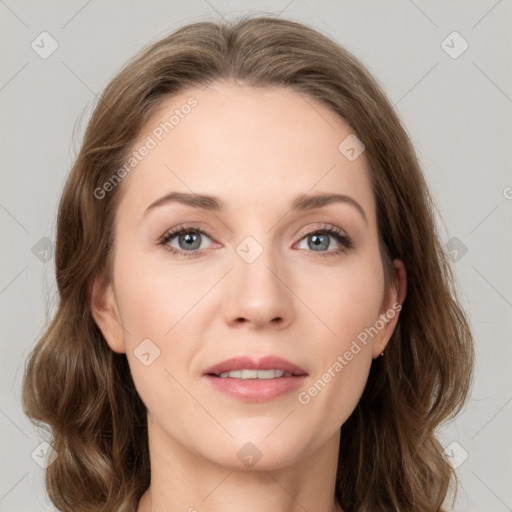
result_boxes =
[22,14,474,512]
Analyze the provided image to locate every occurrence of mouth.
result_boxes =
[211,369,304,379]
[202,356,308,402]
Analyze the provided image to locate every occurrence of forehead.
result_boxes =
[119,81,375,222]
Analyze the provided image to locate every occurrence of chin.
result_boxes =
[198,435,311,472]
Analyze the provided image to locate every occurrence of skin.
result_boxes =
[91,80,407,512]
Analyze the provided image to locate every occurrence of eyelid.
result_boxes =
[294,222,348,241]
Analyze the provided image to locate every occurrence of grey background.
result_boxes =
[1,1,511,510]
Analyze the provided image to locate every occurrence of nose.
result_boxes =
[221,240,295,330]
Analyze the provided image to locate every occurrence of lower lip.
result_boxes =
[204,375,307,402]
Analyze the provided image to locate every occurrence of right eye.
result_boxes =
[159,226,215,258]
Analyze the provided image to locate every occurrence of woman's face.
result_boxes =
[92,81,405,471]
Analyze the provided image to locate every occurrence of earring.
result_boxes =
[380,350,385,357]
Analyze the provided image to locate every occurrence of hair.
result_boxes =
[22,14,474,512]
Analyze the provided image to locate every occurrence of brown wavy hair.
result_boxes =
[21,14,474,512]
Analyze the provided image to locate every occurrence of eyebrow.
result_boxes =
[144,191,367,224]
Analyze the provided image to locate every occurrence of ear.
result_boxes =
[90,273,126,354]
[371,258,407,359]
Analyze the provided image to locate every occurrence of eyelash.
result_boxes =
[158,224,353,259]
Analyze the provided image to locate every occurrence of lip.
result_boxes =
[202,356,308,403]
[202,356,308,377]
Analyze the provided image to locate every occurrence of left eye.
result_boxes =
[295,227,352,254]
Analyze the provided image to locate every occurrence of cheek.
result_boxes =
[112,265,198,424]
[306,256,385,345]
[296,257,383,418]
[113,246,216,341]
[111,249,216,404]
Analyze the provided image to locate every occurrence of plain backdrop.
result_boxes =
[1,1,511,510]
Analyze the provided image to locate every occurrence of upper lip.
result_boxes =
[203,356,308,376]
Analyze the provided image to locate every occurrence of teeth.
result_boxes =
[218,369,291,379]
